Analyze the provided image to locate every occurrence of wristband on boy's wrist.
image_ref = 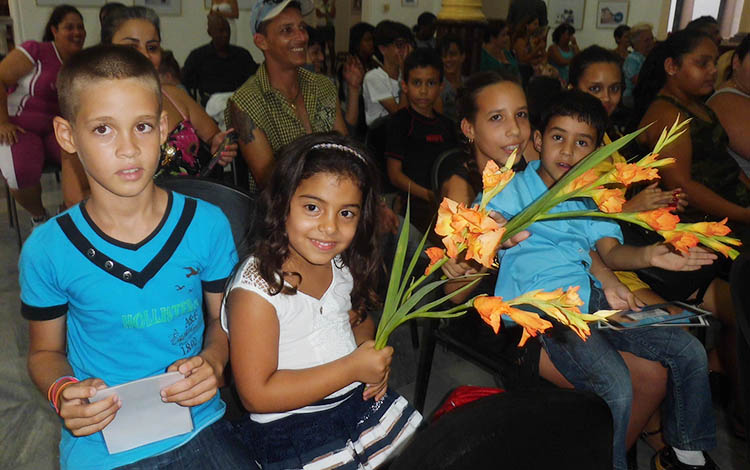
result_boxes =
[48,376,79,415]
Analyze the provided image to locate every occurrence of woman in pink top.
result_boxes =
[0,5,85,224]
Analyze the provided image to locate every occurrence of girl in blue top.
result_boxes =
[223,132,422,469]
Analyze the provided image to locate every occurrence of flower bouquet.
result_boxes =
[374,117,742,349]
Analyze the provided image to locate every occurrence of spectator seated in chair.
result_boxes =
[182,13,257,107]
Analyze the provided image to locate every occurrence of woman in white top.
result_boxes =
[707,35,750,179]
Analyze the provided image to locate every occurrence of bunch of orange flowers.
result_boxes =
[374,117,741,350]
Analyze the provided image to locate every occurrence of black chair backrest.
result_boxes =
[365,115,393,192]
[430,147,464,196]
[157,177,256,258]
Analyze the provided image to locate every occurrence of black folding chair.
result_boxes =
[365,115,394,193]
[157,177,256,259]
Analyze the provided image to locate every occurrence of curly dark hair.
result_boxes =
[253,132,382,316]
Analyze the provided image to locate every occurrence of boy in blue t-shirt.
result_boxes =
[483,90,719,470]
[19,45,247,469]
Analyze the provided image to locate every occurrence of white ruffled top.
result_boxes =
[221,256,360,422]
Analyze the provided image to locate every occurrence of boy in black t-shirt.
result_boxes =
[385,48,458,233]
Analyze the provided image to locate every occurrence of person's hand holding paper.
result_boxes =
[59,377,120,436]
[161,353,221,407]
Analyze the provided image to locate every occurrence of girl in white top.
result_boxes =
[222,132,421,469]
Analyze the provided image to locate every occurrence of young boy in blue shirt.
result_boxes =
[19,45,248,469]
[484,90,719,470]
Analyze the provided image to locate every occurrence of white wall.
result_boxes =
[9,0,272,66]
[554,0,670,49]
[362,0,442,28]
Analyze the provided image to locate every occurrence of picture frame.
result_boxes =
[36,0,105,6]
[133,0,181,16]
[548,0,586,31]
[203,0,254,10]
[596,1,628,29]
[402,0,418,6]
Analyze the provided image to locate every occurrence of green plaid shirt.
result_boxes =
[225,63,338,152]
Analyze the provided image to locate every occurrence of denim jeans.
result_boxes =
[540,288,716,470]
[116,418,251,470]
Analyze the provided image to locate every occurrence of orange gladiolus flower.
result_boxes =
[474,296,510,334]
[434,197,504,268]
[482,160,514,190]
[591,188,626,213]
[465,226,506,267]
[504,308,554,346]
[637,208,680,231]
[562,169,600,194]
[611,163,660,185]
[661,231,700,254]
[685,218,732,237]
[424,247,446,275]
[474,296,553,345]
[560,286,585,308]
[435,198,459,237]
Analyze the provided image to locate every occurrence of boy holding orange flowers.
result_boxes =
[481,91,720,470]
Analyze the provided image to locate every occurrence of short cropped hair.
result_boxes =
[57,44,161,121]
[614,24,630,42]
[403,47,444,82]
[539,90,608,146]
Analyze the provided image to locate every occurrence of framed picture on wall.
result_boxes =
[36,0,105,6]
[402,0,418,6]
[134,0,181,16]
[597,1,628,28]
[548,0,585,30]
[203,0,254,9]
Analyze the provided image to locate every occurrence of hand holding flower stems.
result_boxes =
[373,116,742,351]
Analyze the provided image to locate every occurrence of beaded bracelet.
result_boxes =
[48,376,79,415]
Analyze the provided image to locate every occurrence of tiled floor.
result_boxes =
[1,175,747,469]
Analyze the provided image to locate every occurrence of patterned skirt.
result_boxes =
[234,385,422,469]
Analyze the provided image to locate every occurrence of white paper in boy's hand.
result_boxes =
[90,371,193,454]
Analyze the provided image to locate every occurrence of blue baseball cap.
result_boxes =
[250,0,313,36]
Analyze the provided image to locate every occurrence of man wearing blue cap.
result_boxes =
[226,0,357,187]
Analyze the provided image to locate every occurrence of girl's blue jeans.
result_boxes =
[540,288,716,470]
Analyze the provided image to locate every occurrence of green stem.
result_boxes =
[374,297,477,350]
